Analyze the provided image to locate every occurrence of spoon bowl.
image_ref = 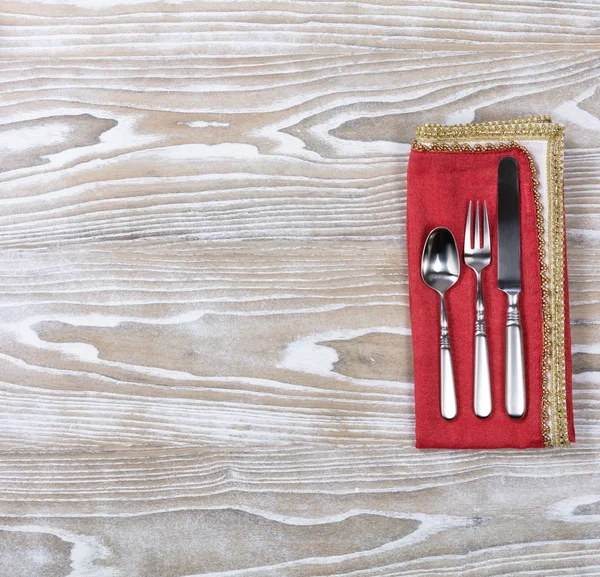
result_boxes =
[421,227,460,294]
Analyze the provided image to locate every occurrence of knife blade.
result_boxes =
[498,157,521,291]
[498,156,526,418]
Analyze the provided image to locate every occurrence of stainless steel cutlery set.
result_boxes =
[421,156,526,420]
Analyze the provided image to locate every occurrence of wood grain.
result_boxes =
[2,0,600,53]
[1,1,600,575]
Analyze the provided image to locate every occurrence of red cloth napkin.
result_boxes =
[407,146,574,449]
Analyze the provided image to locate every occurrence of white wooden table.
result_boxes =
[1,2,599,575]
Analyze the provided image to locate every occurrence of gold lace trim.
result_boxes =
[415,115,558,140]
[412,119,568,447]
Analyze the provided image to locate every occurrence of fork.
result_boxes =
[464,201,492,418]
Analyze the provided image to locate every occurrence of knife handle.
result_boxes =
[440,296,457,420]
[505,292,526,418]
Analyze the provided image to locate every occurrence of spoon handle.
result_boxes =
[440,296,457,420]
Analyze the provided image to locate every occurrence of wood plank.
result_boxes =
[0,446,598,575]
[1,52,600,247]
[1,0,600,54]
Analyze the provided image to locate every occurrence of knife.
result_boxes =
[498,156,526,418]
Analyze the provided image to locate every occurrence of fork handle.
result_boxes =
[474,273,492,418]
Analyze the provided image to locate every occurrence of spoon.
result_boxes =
[421,227,460,420]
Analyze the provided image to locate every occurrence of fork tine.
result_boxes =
[483,200,490,250]
[474,200,481,249]
[464,201,472,252]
